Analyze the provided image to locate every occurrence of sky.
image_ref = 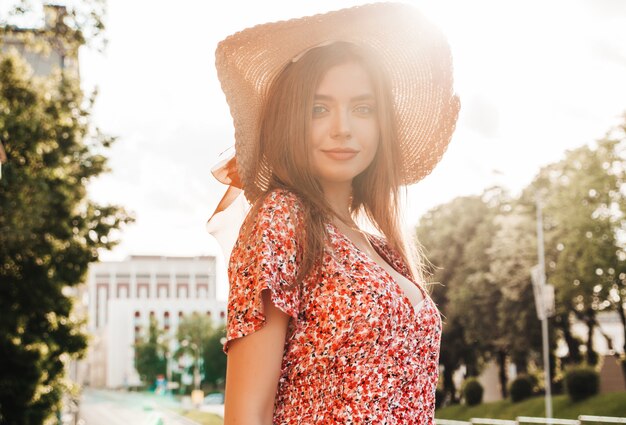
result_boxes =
[76,0,626,276]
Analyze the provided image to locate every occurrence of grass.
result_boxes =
[169,392,626,424]
[436,392,626,421]
[181,410,224,425]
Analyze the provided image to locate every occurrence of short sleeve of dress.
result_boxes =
[222,189,305,354]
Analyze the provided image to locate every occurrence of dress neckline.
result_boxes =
[326,222,429,318]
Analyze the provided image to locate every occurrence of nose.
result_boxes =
[331,109,351,140]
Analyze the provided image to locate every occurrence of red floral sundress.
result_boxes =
[223,189,442,424]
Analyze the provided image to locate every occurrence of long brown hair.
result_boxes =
[243,41,426,286]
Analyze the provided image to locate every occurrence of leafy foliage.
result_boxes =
[416,115,626,403]
[133,316,167,388]
[462,377,484,406]
[0,44,131,425]
[201,324,226,389]
[175,313,226,392]
[509,374,534,403]
[563,365,599,402]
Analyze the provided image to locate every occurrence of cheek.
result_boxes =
[364,123,380,153]
[309,122,324,150]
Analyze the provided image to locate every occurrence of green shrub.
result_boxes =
[462,377,483,406]
[564,365,599,402]
[509,374,534,402]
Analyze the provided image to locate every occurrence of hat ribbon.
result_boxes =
[206,147,243,228]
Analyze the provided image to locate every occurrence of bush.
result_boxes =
[462,377,483,406]
[509,374,534,402]
[564,365,599,402]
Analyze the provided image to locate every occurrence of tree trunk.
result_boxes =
[616,295,626,384]
[585,315,598,366]
[558,313,582,364]
[442,364,457,404]
[497,349,508,399]
[616,292,626,355]
[512,351,528,374]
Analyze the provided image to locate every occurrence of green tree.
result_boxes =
[176,313,213,392]
[0,51,132,423]
[416,188,545,401]
[202,324,226,390]
[134,316,167,388]
[0,3,133,421]
[416,194,494,402]
[175,313,226,392]
[488,205,545,391]
[524,135,623,366]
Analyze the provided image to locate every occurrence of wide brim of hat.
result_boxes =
[215,2,460,202]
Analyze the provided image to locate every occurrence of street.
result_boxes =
[78,389,201,425]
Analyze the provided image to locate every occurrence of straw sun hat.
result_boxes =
[208,2,460,225]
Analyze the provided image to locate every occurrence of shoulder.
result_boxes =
[368,233,412,277]
[259,188,305,215]
[246,188,306,233]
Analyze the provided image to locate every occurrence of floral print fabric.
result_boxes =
[223,189,442,424]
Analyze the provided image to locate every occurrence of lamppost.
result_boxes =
[180,339,201,390]
[531,192,555,419]
[181,339,204,407]
[156,335,172,391]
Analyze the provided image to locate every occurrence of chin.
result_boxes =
[317,174,357,186]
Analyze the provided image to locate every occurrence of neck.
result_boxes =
[320,181,353,222]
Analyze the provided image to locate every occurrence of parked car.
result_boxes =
[203,392,224,405]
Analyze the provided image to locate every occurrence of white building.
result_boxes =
[83,255,226,388]
[0,4,80,79]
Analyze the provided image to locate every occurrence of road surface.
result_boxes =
[78,389,200,425]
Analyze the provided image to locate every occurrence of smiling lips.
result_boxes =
[322,148,359,160]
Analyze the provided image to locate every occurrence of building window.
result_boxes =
[177,284,188,299]
[134,325,142,343]
[164,311,170,331]
[96,285,108,328]
[157,284,169,299]
[197,285,208,298]
[117,284,129,299]
[138,284,149,299]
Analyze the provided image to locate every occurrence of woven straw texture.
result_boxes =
[215,2,460,202]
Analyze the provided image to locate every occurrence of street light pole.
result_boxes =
[535,194,553,419]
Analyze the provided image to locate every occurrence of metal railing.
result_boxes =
[471,419,517,425]
[517,417,580,425]
[435,419,471,425]
[578,416,626,424]
[436,416,626,425]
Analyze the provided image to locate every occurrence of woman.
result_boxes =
[209,3,460,423]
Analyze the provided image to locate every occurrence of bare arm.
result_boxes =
[223,289,291,425]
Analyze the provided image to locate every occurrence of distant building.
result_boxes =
[0,4,79,78]
[82,255,226,388]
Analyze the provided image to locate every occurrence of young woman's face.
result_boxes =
[309,61,380,190]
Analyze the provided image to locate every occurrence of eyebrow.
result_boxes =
[314,94,376,102]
